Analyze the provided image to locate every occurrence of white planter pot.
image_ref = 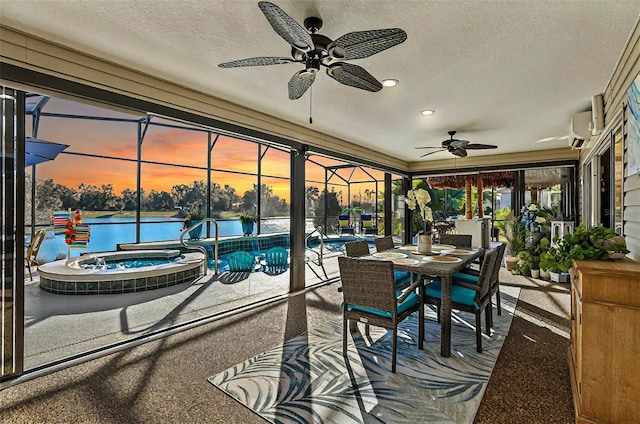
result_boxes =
[550,271,569,283]
[540,269,551,280]
[531,269,540,279]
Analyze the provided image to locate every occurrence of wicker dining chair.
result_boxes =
[453,243,507,324]
[25,229,46,281]
[373,235,413,288]
[439,233,472,248]
[423,247,499,353]
[374,235,395,252]
[344,240,370,257]
[338,256,424,373]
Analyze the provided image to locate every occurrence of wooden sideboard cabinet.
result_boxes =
[569,258,640,423]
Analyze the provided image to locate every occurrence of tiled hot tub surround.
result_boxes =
[38,250,205,295]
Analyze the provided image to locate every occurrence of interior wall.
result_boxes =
[584,17,640,261]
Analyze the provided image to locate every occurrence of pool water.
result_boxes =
[79,257,183,270]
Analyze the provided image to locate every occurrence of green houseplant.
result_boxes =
[240,213,257,236]
[504,216,527,271]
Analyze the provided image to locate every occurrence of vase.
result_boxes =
[188,220,203,240]
[242,221,255,236]
[417,234,432,254]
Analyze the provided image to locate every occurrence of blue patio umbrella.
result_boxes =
[25,137,69,167]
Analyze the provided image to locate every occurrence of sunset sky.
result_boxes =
[28,97,383,203]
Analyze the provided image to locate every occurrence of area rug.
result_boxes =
[209,285,520,424]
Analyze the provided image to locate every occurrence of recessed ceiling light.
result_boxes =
[381,79,399,87]
[420,110,435,116]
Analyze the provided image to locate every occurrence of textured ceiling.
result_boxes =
[1,0,639,163]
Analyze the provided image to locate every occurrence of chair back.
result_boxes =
[439,233,472,248]
[26,229,46,262]
[360,214,373,227]
[338,215,351,227]
[490,242,506,284]
[264,247,288,266]
[344,240,370,257]
[374,236,395,252]
[476,248,499,300]
[226,251,256,272]
[338,256,398,315]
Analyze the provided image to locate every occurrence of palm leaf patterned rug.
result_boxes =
[209,285,520,424]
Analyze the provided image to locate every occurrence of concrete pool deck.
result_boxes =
[24,253,341,369]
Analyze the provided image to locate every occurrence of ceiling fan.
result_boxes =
[416,131,498,158]
[218,1,407,100]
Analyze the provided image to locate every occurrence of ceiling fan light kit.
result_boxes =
[218,1,407,100]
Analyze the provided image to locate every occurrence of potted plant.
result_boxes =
[504,216,527,271]
[529,237,549,279]
[513,250,533,276]
[240,213,257,236]
[182,207,205,240]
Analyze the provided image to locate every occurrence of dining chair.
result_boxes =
[423,247,499,353]
[344,240,370,257]
[439,233,472,248]
[374,235,395,252]
[374,236,412,288]
[25,229,47,281]
[453,243,507,326]
[338,256,424,373]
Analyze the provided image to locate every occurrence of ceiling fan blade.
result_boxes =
[326,63,382,92]
[258,1,314,52]
[420,149,446,158]
[218,57,295,68]
[288,70,316,100]
[415,146,443,150]
[452,148,468,158]
[449,139,470,148]
[464,143,498,150]
[328,28,407,60]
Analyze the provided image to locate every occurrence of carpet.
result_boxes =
[209,285,520,424]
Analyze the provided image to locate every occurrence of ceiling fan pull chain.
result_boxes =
[309,86,313,124]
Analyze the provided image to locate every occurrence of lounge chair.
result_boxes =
[226,251,256,272]
[25,229,46,281]
[262,246,289,275]
[337,215,355,235]
[360,214,378,235]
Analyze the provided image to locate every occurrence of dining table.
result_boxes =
[365,244,485,358]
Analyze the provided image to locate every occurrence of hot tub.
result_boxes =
[38,250,205,295]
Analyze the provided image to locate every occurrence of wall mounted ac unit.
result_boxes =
[569,111,592,149]
[591,94,604,136]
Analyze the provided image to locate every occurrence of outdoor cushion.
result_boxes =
[347,290,419,318]
[425,280,479,309]
[339,220,350,228]
[363,220,373,228]
[453,272,479,285]
[394,271,412,287]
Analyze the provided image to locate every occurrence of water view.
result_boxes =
[37,217,290,262]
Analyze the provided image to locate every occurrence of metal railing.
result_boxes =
[179,218,219,276]
[304,225,328,280]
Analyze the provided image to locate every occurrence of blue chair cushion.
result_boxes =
[425,280,479,309]
[394,271,412,287]
[347,290,419,318]
[453,272,479,285]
